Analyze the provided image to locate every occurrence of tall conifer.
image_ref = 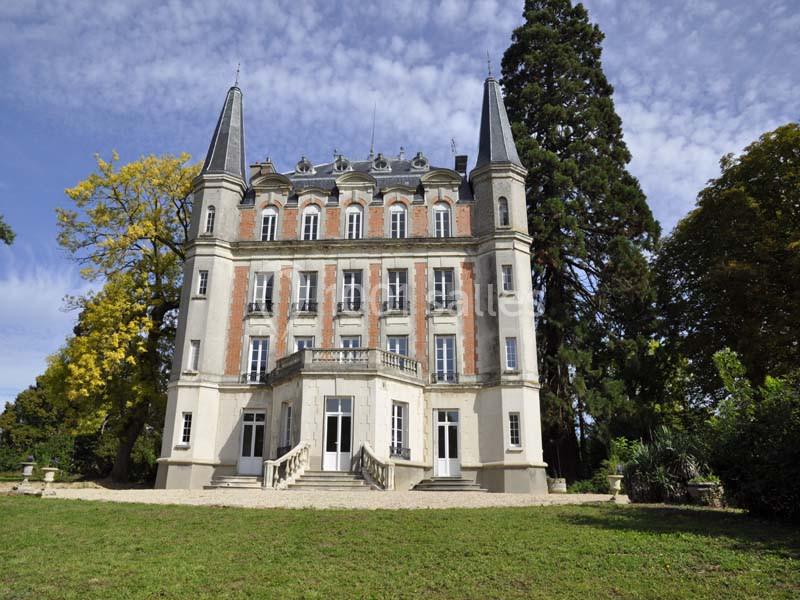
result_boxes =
[501,0,659,477]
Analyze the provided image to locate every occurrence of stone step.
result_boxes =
[298,474,366,482]
[288,484,373,492]
[206,475,263,490]
[289,479,368,487]
[413,478,487,492]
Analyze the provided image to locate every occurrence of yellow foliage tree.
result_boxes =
[56,153,199,481]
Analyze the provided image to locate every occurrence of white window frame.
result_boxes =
[342,270,363,311]
[205,205,216,234]
[295,336,315,351]
[197,270,208,296]
[433,269,455,309]
[298,271,317,311]
[261,207,278,241]
[390,204,407,239]
[302,205,320,241]
[501,265,514,292]
[391,402,408,455]
[280,403,293,448]
[346,205,363,240]
[253,272,274,306]
[498,197,510,227]
[188,340,200,372]
[434,203,451,238]
[508,412,521,448]
[434,335,456,382]
[387,269,407,310]
[180,412,192,446]
[387,335,409,357]
[505,337,518,371]
[249,337,269,382]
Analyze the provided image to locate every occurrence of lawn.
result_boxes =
[0,497,798,599]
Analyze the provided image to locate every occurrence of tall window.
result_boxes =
[346,205,363,240]
[435,335,456,382]
[501,265,514,292]
[391,402,408,457]
[387,269,407,310]
[302,205,320,240]
[508,412,521,448]
[249,337,269,382]
[298,271,317,312]
[280,403,293,449]
[295,336,314,351]
[188,340,200,372]
[261,207,278,241]
[341,270,363,311]
[498,197,509,227]
[205,205,216,234]
[433,269,455,309]
[434,203,451,238]
[181,412,192,445]
[252,272,274,312]
[197,270,208,296]
[505,338,518,371]
[340,336,361,362]
[387,335,409,357]
[390,204,407,239]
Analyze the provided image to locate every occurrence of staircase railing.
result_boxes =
[263,441,310,489]
[360,443,394,490]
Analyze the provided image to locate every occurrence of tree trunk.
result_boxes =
[110,405,148,482]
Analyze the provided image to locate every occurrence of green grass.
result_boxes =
[1,497,798,599]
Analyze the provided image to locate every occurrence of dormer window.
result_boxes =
[371,153,391,172]
[434,202,451,238]
[410,151,429,171]
[333,154,351,173]
[295,156,314,175]
[346,205,363,240]
[302,205,320,241]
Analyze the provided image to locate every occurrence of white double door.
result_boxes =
[238,410,266,475]
[434,409,460,477]
[323,397,352,471]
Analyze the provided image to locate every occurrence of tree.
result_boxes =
[56,152,198,481]
[0,213,14,245]
[501,0,660,477]
[656,124,800,406]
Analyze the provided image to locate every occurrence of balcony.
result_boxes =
[241,371,268,384]
[382,299,410,314]
[270,348,422,383]
[431,371,459,384]
[430,296,457,312]
[247,301,273,315]
[389,445,411,460]
[337,300,363,314]
[292,301,318,314]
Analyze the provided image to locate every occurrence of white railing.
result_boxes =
[263,441,310,489]
[312,348,370,364]
[361,443,394,491]
[378,350,419,376]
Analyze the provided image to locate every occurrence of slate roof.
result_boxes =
[475,77,522,169]
[201,86,247,181]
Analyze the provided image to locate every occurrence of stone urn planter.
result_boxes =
[19,461,36,486]
[687,481,724,507]
[547,477,567,494]
[607,474,624,496]
[41,467,59,496]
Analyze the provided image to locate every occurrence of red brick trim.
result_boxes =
[224,266,249,376]
[455,204,472,237]
[367,263,381,347]
[414,262,427,375]
[460,261,477,375]
[281,207,298,240]
[239,209,255,241]
[321,264,337,347]
[275,265,293,359]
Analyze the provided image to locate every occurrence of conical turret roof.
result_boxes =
[475,76,522,169]
[201,86,246,181]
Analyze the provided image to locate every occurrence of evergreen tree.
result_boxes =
[501,0,659,478]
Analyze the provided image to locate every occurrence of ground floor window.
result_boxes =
[390,402,409,459]
[181,412,192,445]
[434,335,456,382]
[295,336,314,351]
[508,412,521,448]
[279,403,293,452]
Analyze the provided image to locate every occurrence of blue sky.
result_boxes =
[0,0,798,405]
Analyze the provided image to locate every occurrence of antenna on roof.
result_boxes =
[234,62,240,87]
[486,51,492,77]
[451,138,457,156]
[369,102,377,160]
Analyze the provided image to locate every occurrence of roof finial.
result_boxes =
[234,62,240,87]
[487,50,492,77]
[369,102,377,160]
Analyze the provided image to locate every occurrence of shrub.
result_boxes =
[709,349,800,522]
[624,427,702,503]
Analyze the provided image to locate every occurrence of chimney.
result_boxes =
[454,155,468,174]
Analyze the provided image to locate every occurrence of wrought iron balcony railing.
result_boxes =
[337,300,363,313]
[292,301,318,313]
[389,445,411,460]
[382,299,409,313]
[247,300,274,314]
[431,371,459,384]
[241,371,268,384]
[430,297,457,311]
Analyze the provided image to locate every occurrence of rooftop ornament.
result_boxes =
[371,152,391,172]
[410,151,429,171]
[295,156,315,175]
[333,154,352,173]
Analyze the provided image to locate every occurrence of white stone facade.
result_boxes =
[156,78,547,493]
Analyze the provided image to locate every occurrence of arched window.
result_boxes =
[346,205,363,240]
[498,197,510,227]
[261,206,278,241]
[302,204,320,241]
[434,202,451,238]
[390,204,407,239]
[205,205,216,234]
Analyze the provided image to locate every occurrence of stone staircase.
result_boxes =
[205,475,263,490]
[413,477,488,492]
[287,470,374,491]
